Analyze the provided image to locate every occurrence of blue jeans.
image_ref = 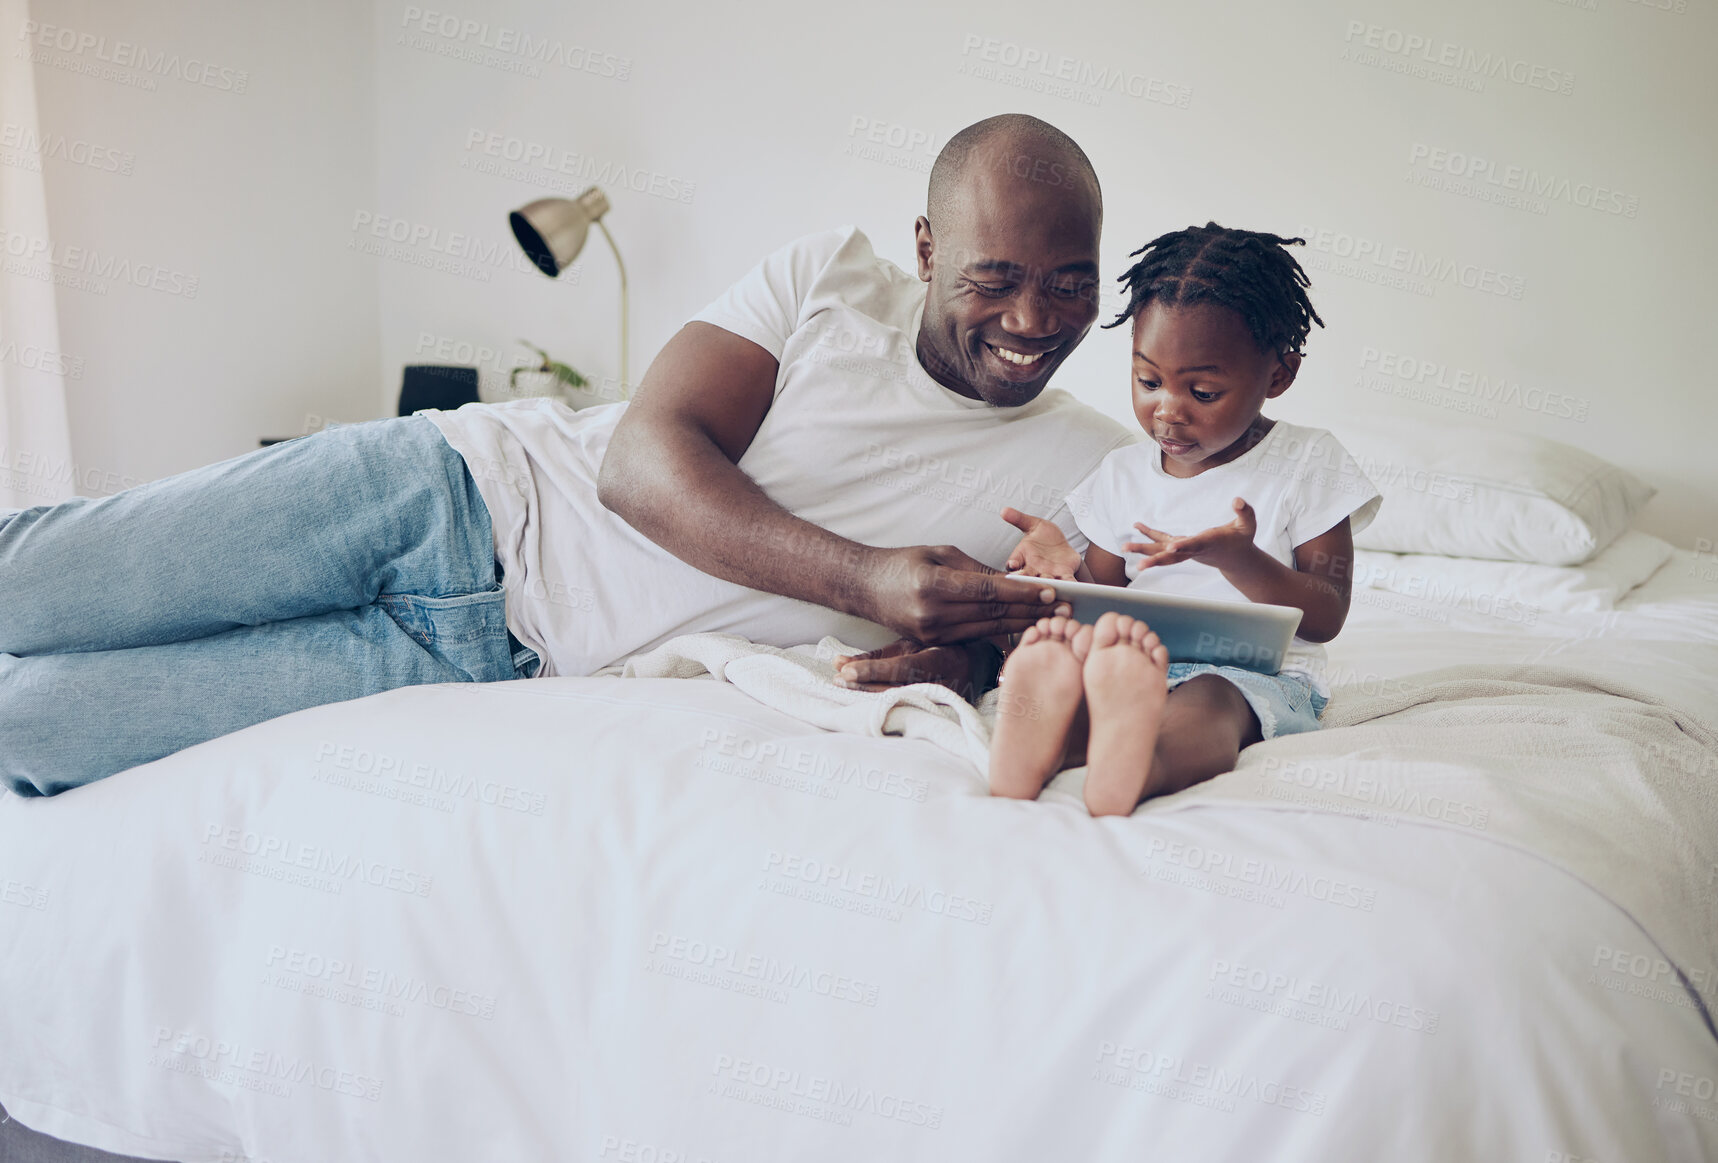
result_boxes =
[0,416,532,796]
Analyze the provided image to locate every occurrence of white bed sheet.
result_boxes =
[2,569,1716,1161]
[1335,545,1718,650]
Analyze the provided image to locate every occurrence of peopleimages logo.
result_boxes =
[698,728,929,803]
[0,445,140,496]
[461,130,695,204]
[0,121,135,175]
[1297,224,1525,300]
[1589,943,1711,1011]
[17,20,249,92]
[859,442,1077,515]
[150,1026,382,1101]
[843,116,946,176]
[264,944,498,1019]
[1139,835,1379,910]
[0,228,199,298]
[1654,1068,1718,1118]
[1207,958,1441,1034]
[1358,346,1590,422]
[1407,143,1640,218]
[397,6,631,79]
[1264,759,1492,830]
[1092,1041,1327,1116]
[0,340,84,379]
[199,822,435,897]
[647,931,882,1007]
[314,741,548,815]
[1342,21,1575,95]
[0,877,49,911]
[957,34,1192,109]
[761,849,994,925]
[709,1053,944,1130]
[347,211,556,282]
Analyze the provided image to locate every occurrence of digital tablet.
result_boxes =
[1006,574,1304,675]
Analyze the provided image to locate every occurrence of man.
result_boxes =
[0,113,1132,796]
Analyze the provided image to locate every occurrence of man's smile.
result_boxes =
[983,340,1058,375]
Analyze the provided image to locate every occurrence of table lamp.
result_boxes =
[509,187,629,397]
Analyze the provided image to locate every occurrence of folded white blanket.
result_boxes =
[604,632,1718,1023]
[598,633,1000,771]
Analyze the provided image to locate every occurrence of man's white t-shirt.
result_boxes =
[422,226,1135,677]
[1065,421,1382,696]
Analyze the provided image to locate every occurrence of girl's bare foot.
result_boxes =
[988,616,1086,800]
[1081,612,1172,817]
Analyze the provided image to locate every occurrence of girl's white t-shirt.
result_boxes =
[422,226,1134,677]
[1065,421,1383,696]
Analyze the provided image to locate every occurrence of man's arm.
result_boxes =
[597,322,1066,647]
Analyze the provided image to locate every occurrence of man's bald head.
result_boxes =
[912,115,1103,408]
[926,114,1102,233]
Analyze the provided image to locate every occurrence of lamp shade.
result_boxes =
[509,187,611,277]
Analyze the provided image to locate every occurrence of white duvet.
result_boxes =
[3,558,1717,1162]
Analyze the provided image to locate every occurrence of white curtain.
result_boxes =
[0,0,74,509]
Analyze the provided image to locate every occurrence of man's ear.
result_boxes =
[913,216,934,282]
[1266,351,1301,398]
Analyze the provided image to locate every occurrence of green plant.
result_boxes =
[510,340,587,393]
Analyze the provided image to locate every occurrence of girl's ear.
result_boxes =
[1266,351,1301,398]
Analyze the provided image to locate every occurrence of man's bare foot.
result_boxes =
[1081,612,1172,817]
[988,616,1086,800]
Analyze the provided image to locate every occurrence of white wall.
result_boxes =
[372,0,1718,551]
[22,0,378,488]
[27,0,1718,550]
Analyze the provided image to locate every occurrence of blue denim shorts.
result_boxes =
[1167,662,1327,740]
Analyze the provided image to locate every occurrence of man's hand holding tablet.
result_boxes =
[855,543,1071,646]
[834,545,1072,697]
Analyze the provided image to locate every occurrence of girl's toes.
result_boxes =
[1090,610,1122,649]
[1019,625,1045,647]
[1070,622,1094,663]
[1139,630,1160,653]
[1150,642,1170,669]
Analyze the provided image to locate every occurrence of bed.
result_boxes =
[2,528,1715,1162]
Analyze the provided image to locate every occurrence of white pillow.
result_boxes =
[1339,417,1655,565]
[1352,529,1674,617]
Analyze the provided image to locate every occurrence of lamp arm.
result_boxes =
[595,219,629,397]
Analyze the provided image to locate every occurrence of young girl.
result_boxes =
[988,223,1382,817]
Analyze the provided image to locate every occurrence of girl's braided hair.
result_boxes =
[1103,222,1323,360]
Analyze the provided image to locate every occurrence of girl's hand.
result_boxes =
[1124,497,1258,571]
[1000,507,1082,580]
